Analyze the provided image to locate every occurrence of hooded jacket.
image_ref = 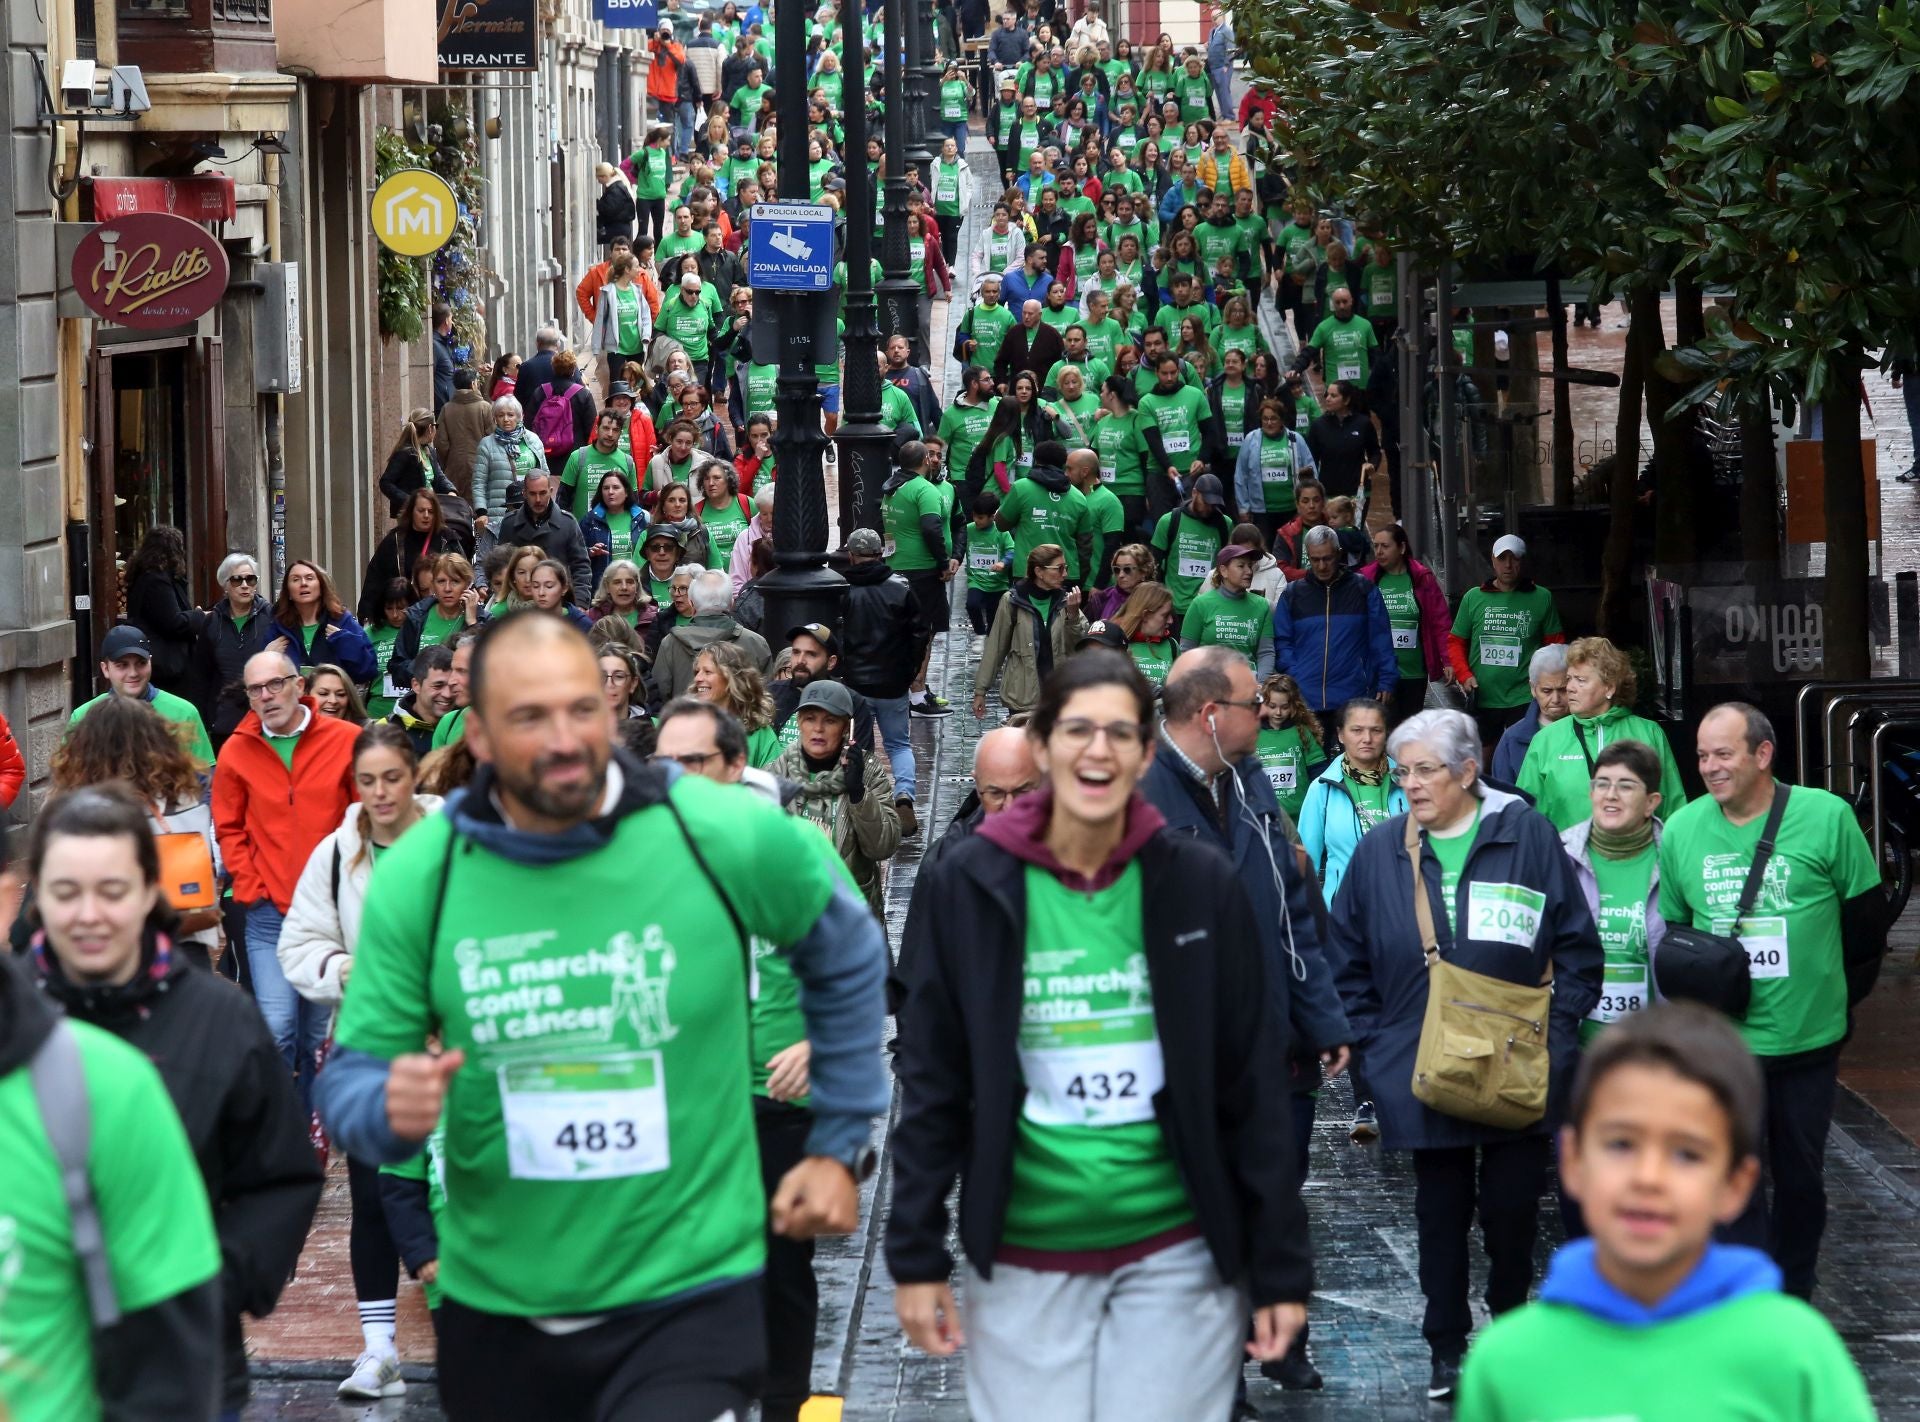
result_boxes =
[975,579,1086,715]
[35,936,323,1412]
[840,558,931,699]
[1359,555,1452,682]
[772,741,901,909]
[888,788,1313,1305]
[1298,752,1408,901]
[211,698,360,912]
[0,953,225,1420]
[1273,565,1399,710]
[278,796,448,1006]
[649,611,774,704]
[388,594,479,691]
[193,595,276,744]
[267,608,379,685]
[1518,704,1689,833]
[996,460,1095,580]
[475,427,550,519]
[1328,787,1604,1150]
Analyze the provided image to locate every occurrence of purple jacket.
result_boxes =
[1359,556,1450,682]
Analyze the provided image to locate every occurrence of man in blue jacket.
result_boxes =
[1274,525,1399,722]
[1140,646,1351,1393]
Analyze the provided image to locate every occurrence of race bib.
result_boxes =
[1336,362,1361,381]
[381,669,402,698]
[1178,555,1211,579]
[499,1055,669,1182]
[1163,431,1191,454]
[1265,764,1297,792]
[1716,915,1790,979]
[1018,448,1035,467]
[1392,628,1418,649]
[1295,411,1310,430]
[1467,882,1546,949]
[1099,463,1116,483]
[1020,1021,1165,1128]
[969,550,1001,571]
[1589,963,1649,1024]
[1481,638,1522,668]
[1226,430,1246,448]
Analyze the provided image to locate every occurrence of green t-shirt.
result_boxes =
[1174,69,1213,119]
[1179,587,1273,669]
[700,498,749,567]
[1426,808,1483,933]
[1002,862,1195,1251]
[333,776,840,1314]
[1279,222,1319,279]
[1082,482,1126,549]
[965,523,1015,592]
[367,623,403,718]
[604,508,638,563]
[1450,584,1564,708]
[1584,842,1657,1044]
[1657,785,1879,1057]
[1079,316,1128,369]
[1217,380,1251,450]
[1363,261,1397,313]
[610,283,647,355]
[1129,637,1175,687]
[656,231,704,268]
[1456,1288,1876,1422]
[265,725,301,771]
[741,362,779,418]
[962,301,1018,374]
[1150,509,1227,614]
[1308,313,1380,385]
[998,476,1092,581]
[880,383,922,436]
[883,474,949,571]
[1252,429,1299,515]
[422,605,466,657]
[746,724,782,770]
[0,1023,222,1422]
[634,146,670,200]
[1138,384,1212,470]
[70,687,215,767]
[1376,570,1425,681]
[939,78,969,121]
[431,705,468,749]
[936,399,996,487]
[563,445,639,521]
[931,157,965,216]
[1517,708,1689,833]
[731,82,772,128]
[1046,388,1104,445]
[655,292,714,359]
[1093,411,1150,498]
[1255,725,1315,819]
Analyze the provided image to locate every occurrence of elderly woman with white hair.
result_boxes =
[473,394,550,518]
[727,482,776,594]
[1329,708,1600,1402]
[649,566,775,703]
[1488,643,1570,784]
[194,550,277,747]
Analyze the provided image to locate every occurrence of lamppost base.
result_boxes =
[756,563,850,647]
[833,418,895,536]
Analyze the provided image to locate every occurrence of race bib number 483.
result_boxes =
[500,1054,669,1181]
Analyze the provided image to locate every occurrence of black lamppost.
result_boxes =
[901,0,936,171]
[877,0,920,353]
[916,0,943,162]
[756,0,847,639]
[833,0,891,536]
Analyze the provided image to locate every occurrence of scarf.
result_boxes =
[1590,819,1655,860]
[1345,762,1387,788]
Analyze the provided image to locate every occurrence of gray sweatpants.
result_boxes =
[962,1236,1249,1422]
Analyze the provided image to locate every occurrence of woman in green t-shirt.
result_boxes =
[583,469,646,585]
[630,125,671,247]
[1255,674,1326,822]
[1561,738,1667,1045]
[691,642,783,768]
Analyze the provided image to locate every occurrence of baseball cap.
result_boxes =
[100,625,153,661]
[796,680,856,719]
[1492,534,1528,559]
[1215,544,1257,568]
[788,622,841,656]
[607,381,634,402]
[846,528,885,557]
[1192,473,1227,510]
[1078,620,1129,653]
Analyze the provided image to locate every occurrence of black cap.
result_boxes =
[788,622,840,656]
[99,625,153,661]
[1078,620,1129,653]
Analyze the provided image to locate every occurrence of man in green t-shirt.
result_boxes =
[936,367,998,492]
[1065,448,1126,587]
[956,277,1018,381]
[731,65,772,130]
[996,440,1094,584]
[656,205,705,268]
[1656,701,1885,1301]
[1449,533,1565,747]
[560,412,640,521]
[1149,475,1237,615]
[655,272,727,384]
[68,624,215,766]
[1302,287,1380,388]
[0,957,225,1422]
[314,613,890,1417]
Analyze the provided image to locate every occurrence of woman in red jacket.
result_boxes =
[1359,522,1455,726]
[0,707,24,808]
[909,210,953,368]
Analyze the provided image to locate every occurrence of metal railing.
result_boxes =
[1870,717,1920,868]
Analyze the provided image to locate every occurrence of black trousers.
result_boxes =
[346,1155,400,1302]
[754,1098,818,1422]
[1389,676,1428,726]
[1119,493,1154,544]
[1412,1136,1550,1361]
[437,1279,765,1422]
[1472,702,1527,755]
[1719,1048,1840,1300]
[1277,278,1318,344]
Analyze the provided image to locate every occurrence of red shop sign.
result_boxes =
[70,212,230,329]
[91,175,237,223]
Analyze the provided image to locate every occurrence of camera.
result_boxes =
[60,59,96,111]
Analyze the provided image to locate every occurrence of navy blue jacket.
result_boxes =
[1140,749,1350,1064]
[1491,699,1543,783]
[579,502,650,585]
[1273,566,1399,711]
[270,610,378,685]
[1328,788,1602,1151]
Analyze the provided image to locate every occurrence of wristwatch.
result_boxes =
[834,1144,881,1183]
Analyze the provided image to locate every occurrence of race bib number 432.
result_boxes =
[500,1054,669,1181]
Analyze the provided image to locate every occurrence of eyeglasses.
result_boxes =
[1591,777,1647,797]
[1215,693,1264,711]
[1112,563,1139,574]
[244,674,298,699]
[227,574,259,586]
[655,749,721,770]
[1052,718,1147,749]
[603,670,634,685]
[1390,762,1452,785]
[1037,561,1067,573]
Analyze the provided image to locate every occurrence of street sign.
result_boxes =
[593,0,658,26]
[371,168,459,257]
[749,202,836,293]
[69,212,230,330]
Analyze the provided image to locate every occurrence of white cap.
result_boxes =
[680,272,702,290]
[1492,534,1527,559]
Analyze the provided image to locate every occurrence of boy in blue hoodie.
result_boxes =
[1457,1002,1876,1421]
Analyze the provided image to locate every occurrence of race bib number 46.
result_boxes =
[500,1054,669,1181]
[1468,882,1546,949]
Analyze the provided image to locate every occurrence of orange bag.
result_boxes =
[154,828,217,911]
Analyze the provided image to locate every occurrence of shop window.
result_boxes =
[107,352,190,612]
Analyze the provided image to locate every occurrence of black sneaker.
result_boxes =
[1350,1099,1380,1142]
[1260,1345,1324,1391]
[1896,465,1918,484]
[1428,1356,1461,1401]
[910,693,954,717]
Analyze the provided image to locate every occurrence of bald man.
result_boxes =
[993,295,1066,391]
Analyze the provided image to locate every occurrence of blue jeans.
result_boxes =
[246,900,331,1111]
[949,120,971,152]
[1210,63,1234,118]
[672,98,697,156]
[870,693,916,802]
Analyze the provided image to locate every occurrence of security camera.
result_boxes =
[60,59,96,111]
[108,66,150,115]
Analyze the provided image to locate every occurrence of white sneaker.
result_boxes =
[338,1349,405,1399]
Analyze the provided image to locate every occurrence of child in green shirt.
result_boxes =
[365,583,411,720]
[1455,1004,1876,1421]
[963,489,1015,634]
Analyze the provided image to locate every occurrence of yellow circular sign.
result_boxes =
[371,168,459,256]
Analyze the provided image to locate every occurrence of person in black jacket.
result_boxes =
[358,489,460,624]
[124,524,208,699]
[888,652,1310,1419]
[840,529,932,835]
[377,408,455,518]
[594,163,636,245]
[23,786,323,1421]
[195,551,276,747]
[432,303,455,413]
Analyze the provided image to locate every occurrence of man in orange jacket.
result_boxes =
[575,234,634,324]
[212,650,358,1104]
[648,26,693,157]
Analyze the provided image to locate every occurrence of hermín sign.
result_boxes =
[71,212,230,330]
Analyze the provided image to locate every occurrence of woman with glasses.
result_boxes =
[1559,738,1668,1046]
[1085,542,1156,622]
[195,551,276,748]
[1328,708,1600,1402]
[270,560,378,685]
[598,644,649,722]
[973,544,1087,724]
[891,651,1311,1421]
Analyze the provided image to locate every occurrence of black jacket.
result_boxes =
[839,559,930,699]
[388,595,479,690]
[992,319,1065,390]
[889,812,1312,1305]
[496,503,595,605]
[378,445,455,519]
[596,181,637,245]
[194,596,276,745]
[513,349,557,423]
[1304,409,1382,501]
[0,954,224,1421]
[33,941,322,1412]
[357,526,459,625]
[126,569,208,697]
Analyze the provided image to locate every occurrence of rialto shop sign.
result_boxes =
[70,212,230,330]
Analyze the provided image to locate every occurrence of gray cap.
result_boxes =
[846,528,885,557]
[796,679,855,719]
[1191,473,1227,510]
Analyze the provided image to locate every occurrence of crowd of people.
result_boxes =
[0,2,1903,1421]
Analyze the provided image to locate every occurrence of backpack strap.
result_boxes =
[31,1020,121,1328]
[660,792,753,984]
[1571,719,1597,778]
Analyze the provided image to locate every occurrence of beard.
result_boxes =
[494,743,611,822]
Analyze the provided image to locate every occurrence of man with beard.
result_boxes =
[769,623,879,757]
